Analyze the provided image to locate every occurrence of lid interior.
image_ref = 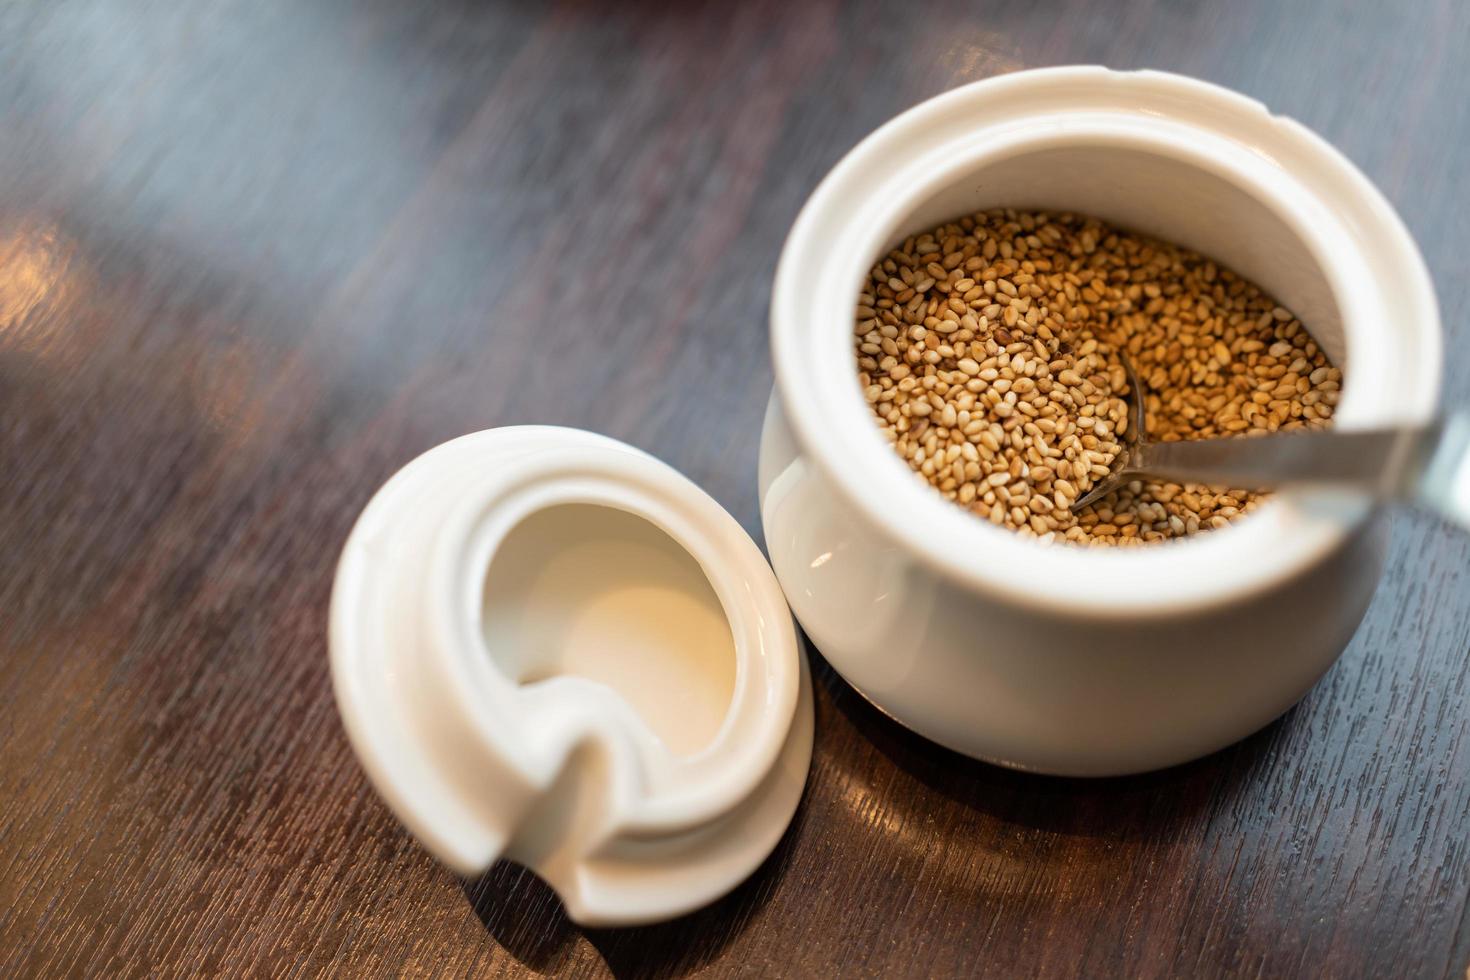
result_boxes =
[481,501,738,758]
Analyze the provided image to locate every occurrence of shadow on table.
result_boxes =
[461,640,1287,975]
[461,792,804,979]
[810,642,1287,841]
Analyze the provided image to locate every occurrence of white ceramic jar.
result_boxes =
[760,66,1442,776]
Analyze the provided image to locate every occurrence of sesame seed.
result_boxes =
[856,208,1339,546]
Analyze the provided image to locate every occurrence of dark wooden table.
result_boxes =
[3,1,1468,976]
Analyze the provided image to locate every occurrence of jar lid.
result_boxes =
[329,426,812,927]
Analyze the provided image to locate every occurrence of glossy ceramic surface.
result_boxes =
[332,427,813,925]
[761,67,1442,775]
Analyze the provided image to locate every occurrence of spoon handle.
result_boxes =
[1416,414,1470,531]
[1138,417,1470,529]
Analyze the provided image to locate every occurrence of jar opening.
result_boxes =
[771,68,1439,615]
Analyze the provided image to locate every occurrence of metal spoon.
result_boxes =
[1069,352,1470,530]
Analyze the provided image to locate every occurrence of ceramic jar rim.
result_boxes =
[769,67,1442,619]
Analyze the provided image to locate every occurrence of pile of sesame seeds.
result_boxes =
[854,209,1341,546]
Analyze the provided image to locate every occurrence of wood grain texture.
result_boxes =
[2,0,1467,976]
